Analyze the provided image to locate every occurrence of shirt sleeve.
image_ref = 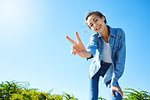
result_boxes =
[86,33,98,60]
[111,29,126,87]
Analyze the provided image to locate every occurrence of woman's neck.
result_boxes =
[101,26,110,43]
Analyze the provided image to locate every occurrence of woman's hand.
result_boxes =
[66,32,91,58]
[111,85,123,99]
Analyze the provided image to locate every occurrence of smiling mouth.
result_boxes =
[96,25,101,30]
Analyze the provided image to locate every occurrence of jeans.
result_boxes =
[90,61,122,100]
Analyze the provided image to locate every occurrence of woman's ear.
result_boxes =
[102,16,105,21]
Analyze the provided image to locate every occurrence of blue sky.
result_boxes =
[0,0,150,99]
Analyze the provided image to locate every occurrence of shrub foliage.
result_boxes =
[0,81,78,100]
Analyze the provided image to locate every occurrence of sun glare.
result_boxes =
[0,1,22,23]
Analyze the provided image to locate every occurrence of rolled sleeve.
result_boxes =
[86,33,98,60]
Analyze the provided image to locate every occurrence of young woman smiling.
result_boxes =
[66,11,126,100]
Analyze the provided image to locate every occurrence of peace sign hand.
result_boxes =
[66,32,91,58]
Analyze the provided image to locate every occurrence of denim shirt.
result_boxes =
[86,26,126,87]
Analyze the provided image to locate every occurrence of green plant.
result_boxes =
[98,97,107,100]
[62,93,78,100]
[123,88,150,100]
[0,80,78,100]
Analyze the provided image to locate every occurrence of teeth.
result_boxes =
[96,26,101,30]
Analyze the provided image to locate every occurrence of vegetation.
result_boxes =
[0,81,150,100]
[123,88,150,100]
[0,81,77,100]
[98,97,107,100]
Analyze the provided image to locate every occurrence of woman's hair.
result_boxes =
[85,11,107,29]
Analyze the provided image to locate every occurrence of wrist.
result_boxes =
[87,51,92,58]
[86,51,93,60]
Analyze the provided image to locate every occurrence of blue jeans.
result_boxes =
[90,61,122,100]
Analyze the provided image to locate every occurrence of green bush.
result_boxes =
[0,81,78,100]
[123,88,150,100]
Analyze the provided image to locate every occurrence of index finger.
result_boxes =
[65,36,77,45]
[75,32,82,44]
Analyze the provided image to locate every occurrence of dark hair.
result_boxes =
[85,11,107,29]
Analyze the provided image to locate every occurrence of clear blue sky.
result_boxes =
[0,0,150,99]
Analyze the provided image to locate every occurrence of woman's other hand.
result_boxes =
[111,85,123,99]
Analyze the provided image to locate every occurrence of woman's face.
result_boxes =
[86,14,106,34]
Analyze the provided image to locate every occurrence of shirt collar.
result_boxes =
[97,25,116,38]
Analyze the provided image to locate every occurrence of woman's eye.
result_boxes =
[95,19,98,22]
[90,24,93,27]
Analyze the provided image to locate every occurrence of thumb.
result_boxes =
[111,88,115,97]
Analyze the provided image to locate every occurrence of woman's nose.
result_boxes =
[93,23,97,28]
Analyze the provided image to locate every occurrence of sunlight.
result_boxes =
[0,1,21,23]
[0,1,25,45]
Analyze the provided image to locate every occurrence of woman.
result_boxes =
[66,11,126,100]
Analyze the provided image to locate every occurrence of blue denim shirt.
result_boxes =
[86,26,126,87]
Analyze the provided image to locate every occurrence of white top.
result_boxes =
[101,41,112,63]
